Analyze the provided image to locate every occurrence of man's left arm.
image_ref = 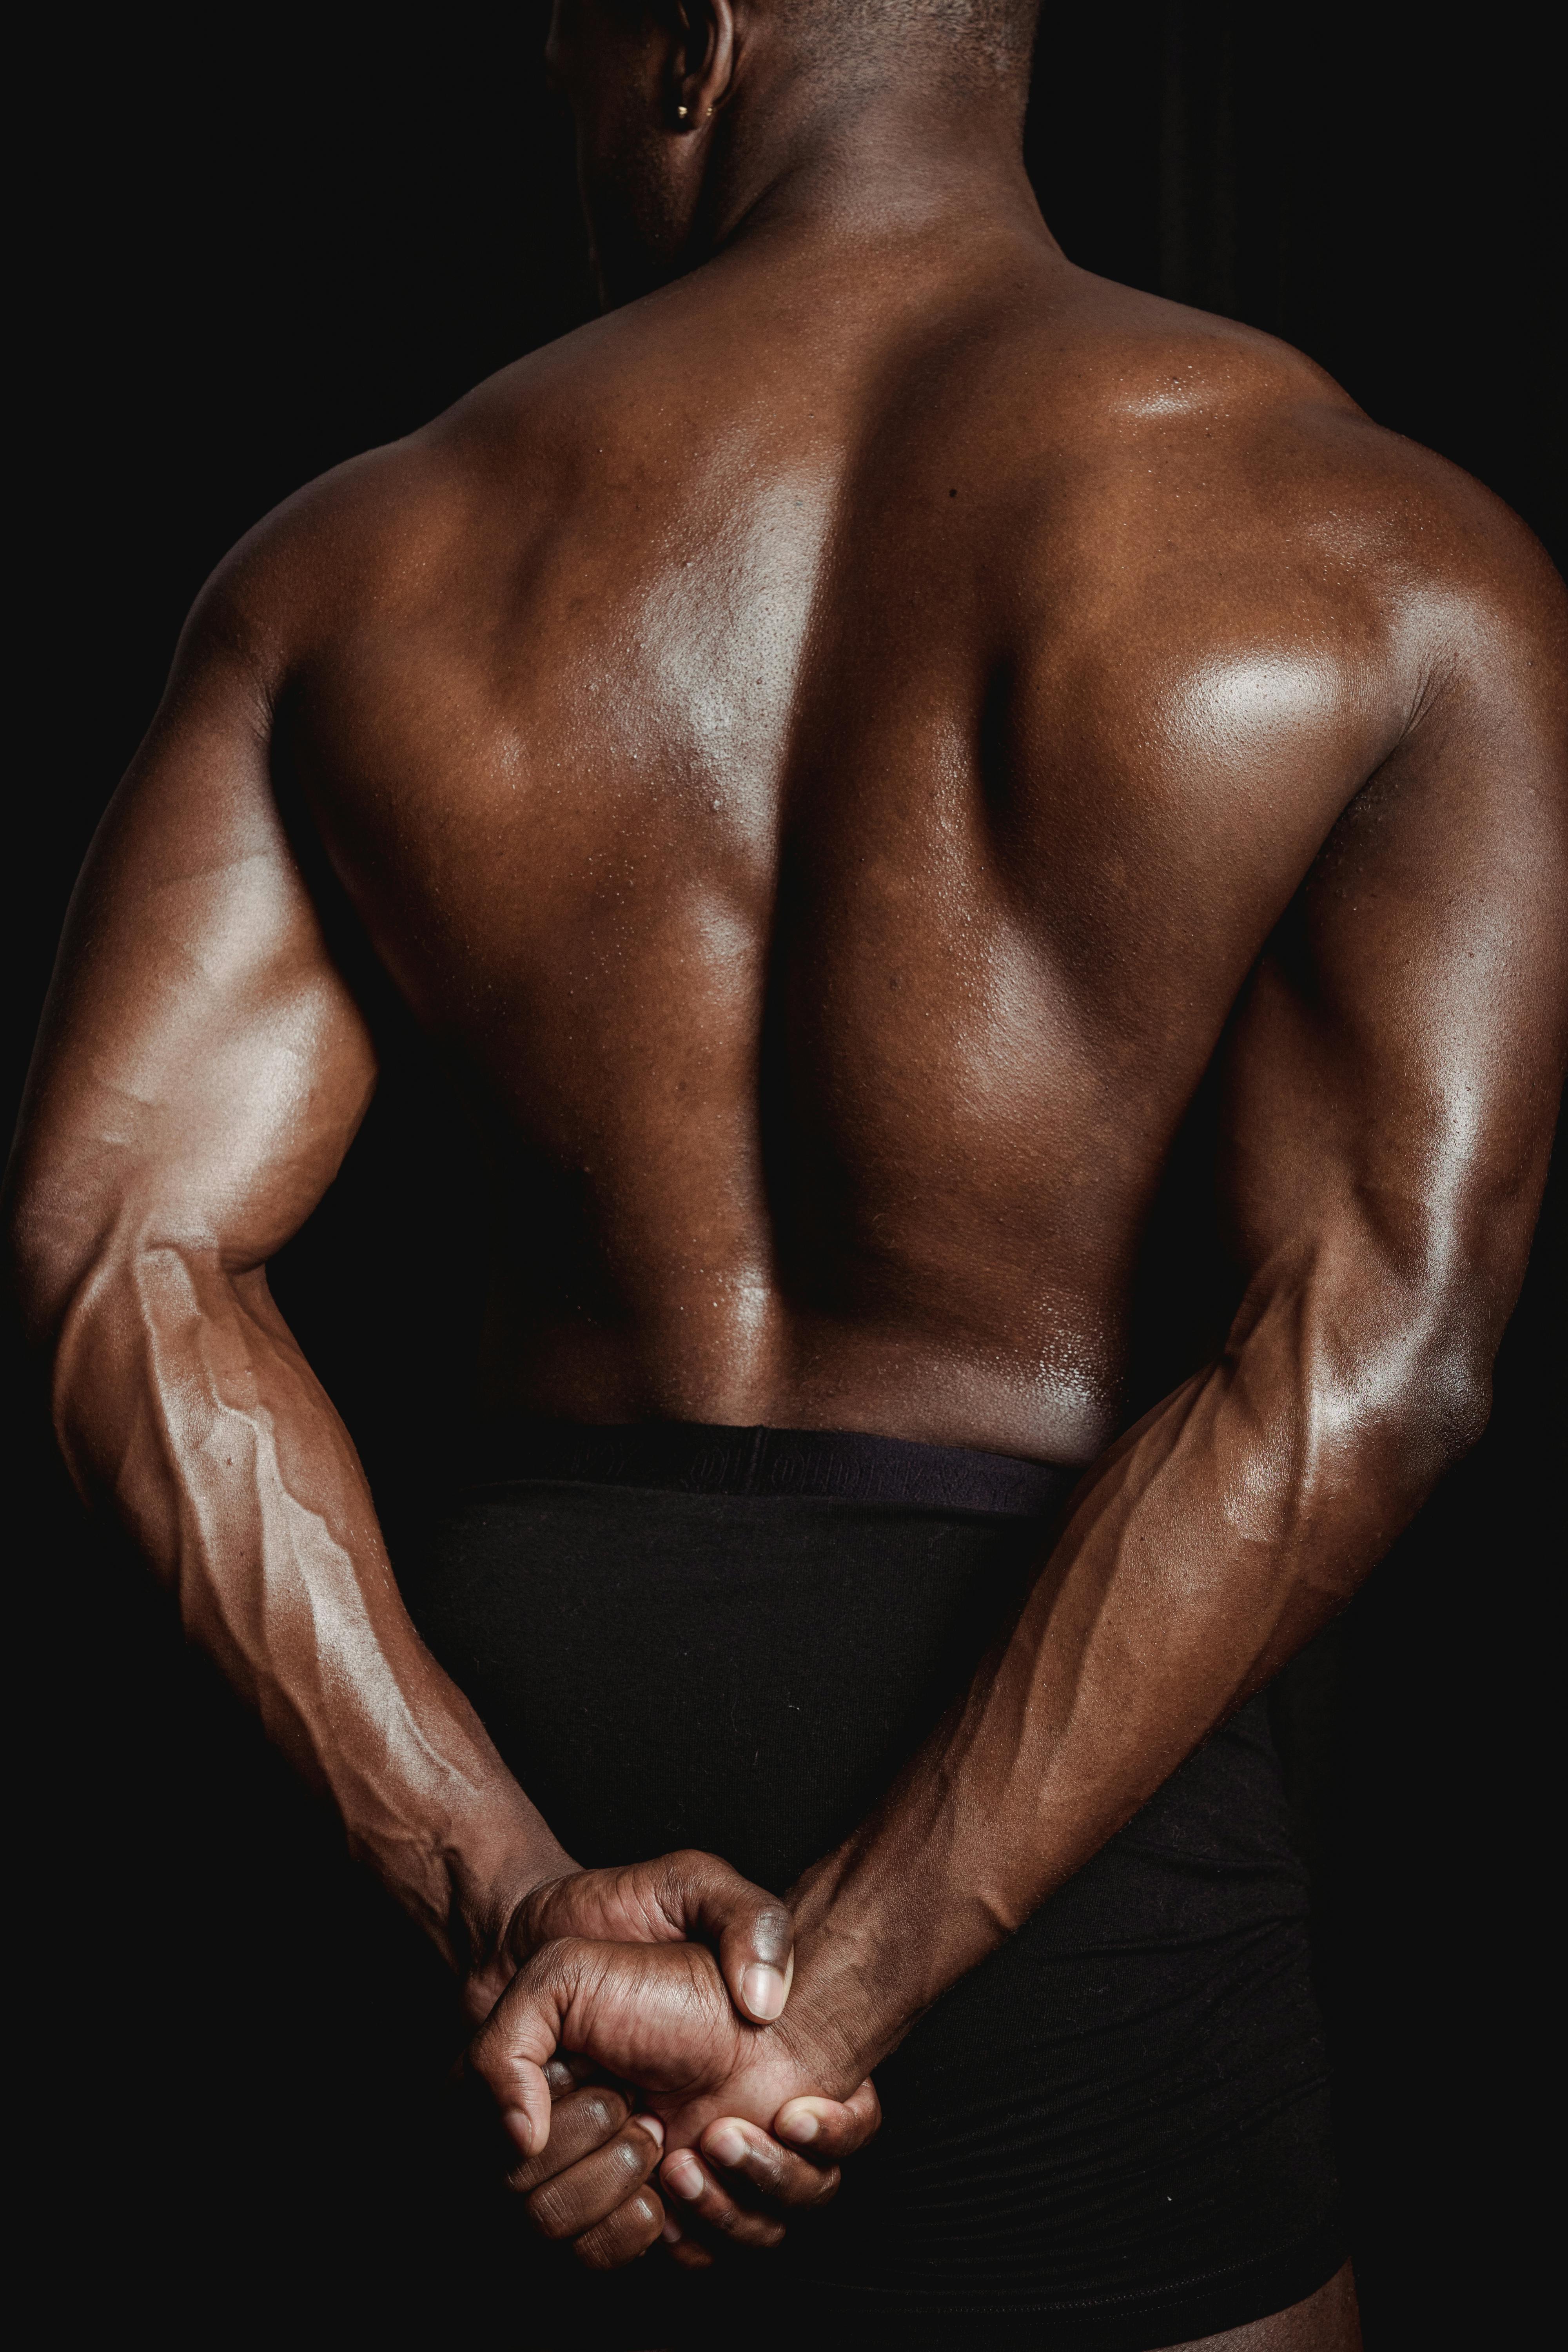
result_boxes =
[767,533,1568,2081]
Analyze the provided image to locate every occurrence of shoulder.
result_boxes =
[171,428,476,706]
[1004,272,1565,719]
[169,318,623,702]
[1088,279,1551,595]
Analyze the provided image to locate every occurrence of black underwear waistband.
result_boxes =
[463,1418,1076,1519]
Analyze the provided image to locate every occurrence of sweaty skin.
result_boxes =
[8,1,1565,2337]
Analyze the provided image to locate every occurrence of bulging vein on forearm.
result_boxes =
[50,1230,530,1948]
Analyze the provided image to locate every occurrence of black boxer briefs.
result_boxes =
[400,1420,1343,2347]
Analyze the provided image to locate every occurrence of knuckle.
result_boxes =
[610,2134,653,2188]
[581,2089,628,2140]
[671,1847,722,1898]
[737,2143,784,2191]
[524,2181,577,2241]
[521,1933,583,1985]
[575,2195,660,2270]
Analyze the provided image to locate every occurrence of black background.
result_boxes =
[12,4,1561,2342]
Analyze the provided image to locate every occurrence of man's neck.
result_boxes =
[707,78,1043,253]
[600,71,1052,306]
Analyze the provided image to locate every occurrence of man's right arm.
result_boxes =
[5,563,583,1988]
[4,554,795,2032]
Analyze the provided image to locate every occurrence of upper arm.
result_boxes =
[1219,517,1568,1415]
[7,570,378,1332]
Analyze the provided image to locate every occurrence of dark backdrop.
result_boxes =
[13,5,1560,2343]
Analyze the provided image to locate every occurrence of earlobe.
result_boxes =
[670,0,735,132]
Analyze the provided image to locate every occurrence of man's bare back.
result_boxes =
[221,225,1513,1468]
[9,3,1564,2341]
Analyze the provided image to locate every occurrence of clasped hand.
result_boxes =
[463,1852,878,2270]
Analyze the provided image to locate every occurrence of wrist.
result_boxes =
[781,1857,925,2084]
[450,1817,579,2021]
[786,1798,1015,2076]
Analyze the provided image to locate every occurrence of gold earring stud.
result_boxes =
[676,102,690,122]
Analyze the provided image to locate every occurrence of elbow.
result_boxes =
[5,1192,94,1356]
[1306,1283,1496,1503]
[7,1187,198,1376]
[4,1194,116,1502]
[1386,1333,1493,1479]
[5,1155,154,1357]
[7,1151,218,1354]
[7,1201,218,1509]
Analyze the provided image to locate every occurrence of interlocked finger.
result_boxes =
[658,2145,787,2248]
[505,2083,633,2197]
[572,2185,667,2270]
[519,2105,667,2244]
[698,2117,842,2208]
[774,2076,882,2160]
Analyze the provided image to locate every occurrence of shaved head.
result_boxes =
[774,0,1042,80]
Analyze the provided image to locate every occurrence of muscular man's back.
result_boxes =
[13,5,1563,2342]
[258,220,1469,1462]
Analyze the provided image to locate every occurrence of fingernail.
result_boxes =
[663,2151,705,2201]
[502,2107,534,2154]
[661,2216,683,2243]
[741,1962,787,2020]
[705,2121,746,2167]
[777,2107,819,2145]
[631,2112,665,2149]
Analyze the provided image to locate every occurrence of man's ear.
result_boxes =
[669,0,738,130]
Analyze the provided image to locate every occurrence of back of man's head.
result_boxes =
[564,0,1047,303]
[770,0,1041,88]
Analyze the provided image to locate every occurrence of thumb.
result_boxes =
[467,1940,592,2159]
[773,2076,882,2160]
[727,1927,794,2025]
[653,1851,794,2023]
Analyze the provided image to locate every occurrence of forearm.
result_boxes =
[784,1264,1484,2085]
[49,1238,572,1975]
